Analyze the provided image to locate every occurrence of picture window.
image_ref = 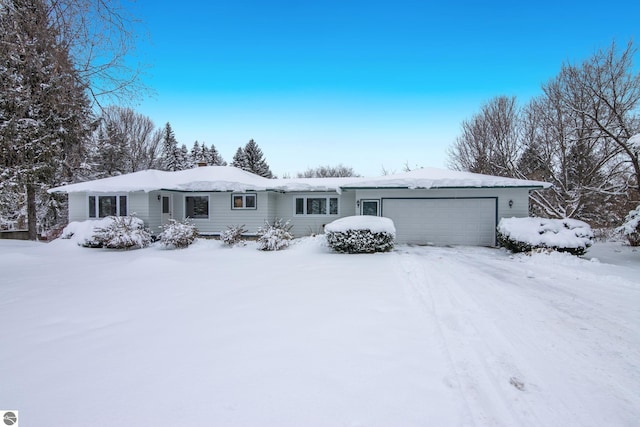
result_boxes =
[294,197,339,215]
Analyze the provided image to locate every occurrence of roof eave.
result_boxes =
[340,185,550,190]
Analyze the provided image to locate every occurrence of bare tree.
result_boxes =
[93,106,162,175]
[553,41,640,194]
[447,96,521,176]
[448,44,640,225]
[520,88,627,224]
[297,164,360,178]
[46,0,148,105]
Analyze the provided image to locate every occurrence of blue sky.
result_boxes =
[132,0,639,177]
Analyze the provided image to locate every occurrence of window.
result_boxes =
[185,196,209,219]
[88,195,127,218]
[361,200,380,216]
[232,193,257,209]
[162,196,170,214]
[294,196,339,215]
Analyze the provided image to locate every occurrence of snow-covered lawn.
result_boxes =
[1,237,638,426]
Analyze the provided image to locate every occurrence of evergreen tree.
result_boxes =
[231,146,249,170]
[0,0,93,238]
[242,139,273,178]
[95,123,127,177]
[191,141,203,165]
[160,122,179,171]
[207,143,227,166]
[201,145,210,165]
[177,144,190,170]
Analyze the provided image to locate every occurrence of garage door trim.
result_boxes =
[381,197,498,246]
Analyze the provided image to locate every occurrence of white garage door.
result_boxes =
[382,198,497,246]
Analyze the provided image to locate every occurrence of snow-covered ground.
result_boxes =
[0,237,638,426]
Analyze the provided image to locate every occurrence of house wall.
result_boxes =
[170,191,273,236]
[128,192,149,219]
[68,193,87,222]
[353,187,531,220]
[267,192,278,222]
[273,191,356,237]
[65,187,533,243]
[146,191,162,235]
[67,191,151,223]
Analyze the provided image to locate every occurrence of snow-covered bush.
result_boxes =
[497,217,593,256]
[616,205,640,246]
[61,217,114,247]
[220,224,248,246]
[325,216,395,254]
[256,218,293,251]
[92,215,152,250]
[158,219,198,249]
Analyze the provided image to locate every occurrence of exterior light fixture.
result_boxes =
[508,200,513,208]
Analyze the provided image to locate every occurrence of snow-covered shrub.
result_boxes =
[158,219,198,249]
[220,224,248,246]
[61,218,114,247]
[616,205,640,246]
[92,215,152,250]
[325,216,396,254]
[256,218,293,251]
[497,217,593,256]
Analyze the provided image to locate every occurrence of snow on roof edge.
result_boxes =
[48,166,552,194]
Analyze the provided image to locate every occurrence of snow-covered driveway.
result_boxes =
[0,238,638,426]
[396,246,639,426]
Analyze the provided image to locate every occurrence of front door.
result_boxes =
[161,194,172,225]
[361,199,380,216]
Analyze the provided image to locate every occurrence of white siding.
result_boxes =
[176,192,273,235]
[64,186,533,245]
[146,191,162,235]
[355,188,531,219]
[67,191,151,224]
[274,191,356,237]
[267,192,278,222]
[353,187,533,246]
[68,193,87,222]
[128,192,149,219]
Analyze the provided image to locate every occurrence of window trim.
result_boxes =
[231,193,257,210]
[294,196,339,216]
[184,194,210,219]
[361,199,380,216]
[87,194,128,219]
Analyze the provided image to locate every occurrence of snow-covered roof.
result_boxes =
[49,166,551,194]
[49,167,273,193]
[340,167,551,189]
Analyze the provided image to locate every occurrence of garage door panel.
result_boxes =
[382,198,496,246]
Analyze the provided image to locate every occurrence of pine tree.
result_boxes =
[242,139,273,178]
[0,0,93,238]
[177,144,190,170]
[207,143,227,166]
[95,123,127,177]
[231,146,249,170]
[191,141,203,166]
[160,122,179,171]
[200,145,210,165]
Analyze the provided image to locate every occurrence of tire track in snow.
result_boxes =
[453,249,640,425]
[396,250,476,427]
[397,247,544,427]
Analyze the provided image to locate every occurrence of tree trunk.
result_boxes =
[27,184,37,240]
